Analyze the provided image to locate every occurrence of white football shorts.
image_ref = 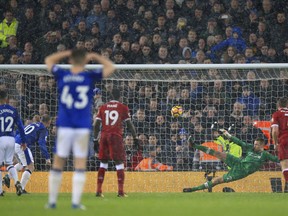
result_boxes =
[15,143,34,166]
[56,127,90,158]
[0,136,16,165]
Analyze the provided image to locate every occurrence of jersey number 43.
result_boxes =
[61,85,89,109]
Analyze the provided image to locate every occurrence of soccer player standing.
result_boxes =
[94,88,138,197]
[0,90,26,196]
[271,97,288,192]
[45,49,115,209]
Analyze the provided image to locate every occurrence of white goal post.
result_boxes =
[0,63,287,192]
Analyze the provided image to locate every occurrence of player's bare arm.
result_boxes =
[271,126,279,146]
[86,53,115,78]
[45,50,72,72]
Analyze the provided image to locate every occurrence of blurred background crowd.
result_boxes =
[0,0,288,64]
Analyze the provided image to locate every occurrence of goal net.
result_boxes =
[0,64,287,192]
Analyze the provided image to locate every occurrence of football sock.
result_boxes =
[0,171,2,193]
[193,181,213,191]
[14,163,23,172]
[72,170,86,206]
[48,169,62,205]
[97,167,106,193]
[282,169,288,182]
[116,164,125,194]
[195,145,215,155]
[21,169,32,190]
[7,165,18,183]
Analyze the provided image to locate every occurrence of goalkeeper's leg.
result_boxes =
[183,176,225,192]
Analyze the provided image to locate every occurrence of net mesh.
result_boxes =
[0,65,287,183]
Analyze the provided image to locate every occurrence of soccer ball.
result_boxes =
[171,105,183,118]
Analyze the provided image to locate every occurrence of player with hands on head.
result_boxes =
[45,48,115,209]
[271,97,288,192]
[0,90,26,196]
[183,129,279,193]
[94,88,138,197]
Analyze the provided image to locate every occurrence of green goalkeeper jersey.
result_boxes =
[230,136,279,175]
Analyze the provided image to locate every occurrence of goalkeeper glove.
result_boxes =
[93,138,99,153]
[219,129,232,138]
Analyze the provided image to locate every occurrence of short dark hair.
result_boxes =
[111,88,121,100]
[278,97,288,108]
[70,49,87,65]
[0,90,7,100]
[255,138,265,145]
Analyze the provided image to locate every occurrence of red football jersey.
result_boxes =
[271,108,288,139]
[96,100,130,136]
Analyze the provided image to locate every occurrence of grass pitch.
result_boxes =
[1,192,287,216]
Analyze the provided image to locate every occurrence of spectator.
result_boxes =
[20,51,34,64]
[136,44,153,64]
[18,7,39,47]
[154,15,168,40]
[187,29,198,50]
[0,10,18,48]
[79,0,90,17]
[190,7,207,37]
[2,35,20,60]
[8,53,19,64]
[212,26,246,54]
[240,115,268,144]
[61,27,79,49]
[77,19,90,38]
[132,108,150,134]
[65,3,84,28]
[220,46,237,63]
[270,11,288,53]
[258,0,275,24]
[124,135,143,171]
[35,31,60,62]
[155,45,172,64]
[229,102,244,129]
[175,128,190,170]
[267,47,279,63]
[86,2,107,36]
[236,85,261,116]
[41,10,61,34]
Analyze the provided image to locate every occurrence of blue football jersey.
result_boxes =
[52,65,102,128]
[15,122,50,160]
[0,104,26,142]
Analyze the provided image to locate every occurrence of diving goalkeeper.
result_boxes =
[183,129,279,192]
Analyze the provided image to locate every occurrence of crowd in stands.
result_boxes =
[0,0,288,64]
[0,0,288,172]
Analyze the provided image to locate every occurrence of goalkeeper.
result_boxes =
[183,129,279,193]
